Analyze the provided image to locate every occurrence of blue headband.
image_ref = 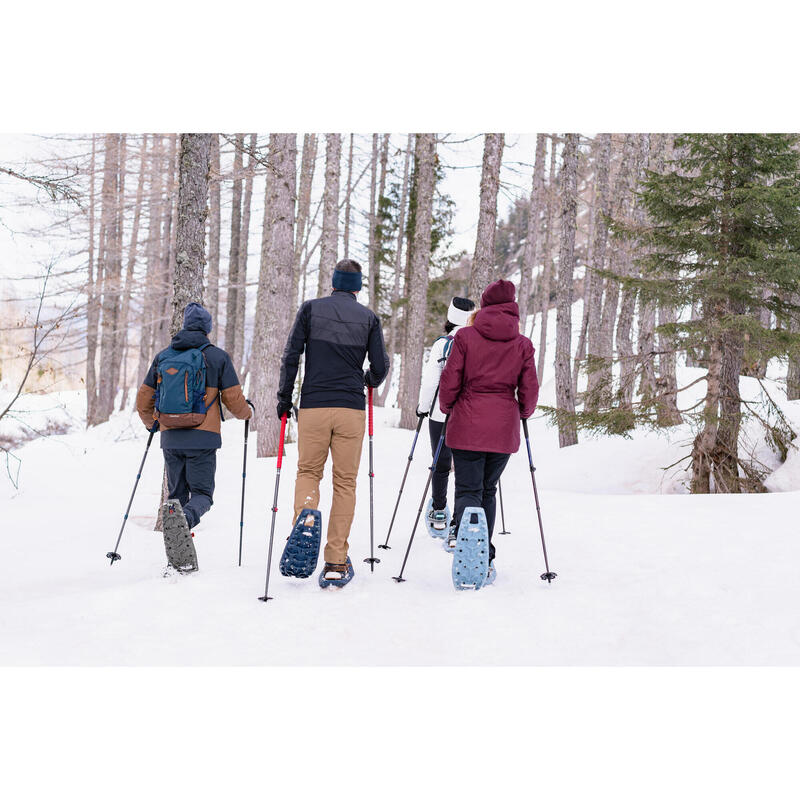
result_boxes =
[332,269,362,292]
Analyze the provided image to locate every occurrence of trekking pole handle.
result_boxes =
[277,414,288,469]
[149,420,160,434]
[246,399,255,410]
[368,386,374,437]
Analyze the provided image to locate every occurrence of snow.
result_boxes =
[3,381,800,665]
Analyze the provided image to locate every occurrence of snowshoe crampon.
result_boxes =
[425,498,450,539]
[318,557,354,589]
[162,499,198,573]
[452,507,490,591]
[279,509,322,578]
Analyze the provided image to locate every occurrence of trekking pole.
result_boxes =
[497,480,510,535]
[259,413,288,602]
[393,416,448,583]
[379,386,439,550]
[238,400,255,567]
[522,418,557,583]
[258,414,286,603]
[363,387,380,571]
[106,421,159,565]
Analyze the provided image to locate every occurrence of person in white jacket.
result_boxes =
[416,296,476,533]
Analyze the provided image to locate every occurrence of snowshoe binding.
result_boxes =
[162,499,198,573]
[318,557,354,589]
[452,507,490,591]
[444,521,458,553]
[279,509,322,578]
[485,560,496,587]
[425,498,450,539]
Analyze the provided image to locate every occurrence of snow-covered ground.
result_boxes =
[3,369,800,665]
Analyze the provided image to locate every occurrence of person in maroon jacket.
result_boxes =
[438,279,539,575]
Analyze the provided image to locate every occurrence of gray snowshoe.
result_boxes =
[162,499,198,573]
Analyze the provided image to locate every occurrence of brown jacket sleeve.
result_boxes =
[221,384,252,420]
[136,384,156,429]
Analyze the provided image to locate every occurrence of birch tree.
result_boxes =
[398,133,436,429]
[292,133,317,304]
[469,133,504,298]
[251,134,297,457]
[537,135,559,381]
[554,133,579,447]
[236,133,256,370]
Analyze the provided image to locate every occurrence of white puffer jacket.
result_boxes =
[416,327,461,423]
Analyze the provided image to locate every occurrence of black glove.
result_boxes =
[276,399,293,420]
[416,408,429,419]
[364,370,379,388]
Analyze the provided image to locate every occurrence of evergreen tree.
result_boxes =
[574,134,800,493]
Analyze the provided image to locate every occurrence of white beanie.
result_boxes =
[447,296,475,327]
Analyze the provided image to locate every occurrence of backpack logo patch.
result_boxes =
[165,367,179,375]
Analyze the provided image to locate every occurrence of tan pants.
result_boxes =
[294,407,365,564]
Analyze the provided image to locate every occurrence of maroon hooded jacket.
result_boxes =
[438,279,539,454]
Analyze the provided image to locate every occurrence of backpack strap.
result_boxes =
[436,334,455,364]
[198,342,225,421]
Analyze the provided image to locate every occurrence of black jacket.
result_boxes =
[278,290,390,410]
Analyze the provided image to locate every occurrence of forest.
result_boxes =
[2,132,800,494]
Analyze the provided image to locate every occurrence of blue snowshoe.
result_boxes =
[279,509,322,578]
[452,507,490,591]
[318,556,354,589]
[425,498,450,539]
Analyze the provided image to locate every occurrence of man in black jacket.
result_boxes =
[277,259,389,585]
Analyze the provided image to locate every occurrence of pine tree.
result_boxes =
[621,134,800,492]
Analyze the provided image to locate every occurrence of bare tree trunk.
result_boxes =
[206,134,221,331]
[596,134,636,407]
[637,134,666,405]
[518,133,546,327]
[251,134,297,457]
[138,135,163,384]
[343,133,354,256]
[237,133,256,372]
[155,134,178,349]
[469,133,504,298]
[584,133,613,412]
[554,133,579,448]
[96,133,123,423]
[615,134,650,417]
[118,134,148,410]
[368,133,378,309]
[373,134,390,315]
[377,133,412,407]
[225,133,244,362]
[169,134,211,334]
[86,134,100,425]
[317,133,342,295]
[537,135,559,381]
[399,133,436,429]
[691,333,722,494]
[292,134,317,304]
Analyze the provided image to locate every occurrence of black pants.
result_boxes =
[163,448,216,529]
[428,419,453,511]
[451,448,511,561]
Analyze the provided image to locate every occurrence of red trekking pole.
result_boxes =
[363,386,380,571]
[258,413,288,602]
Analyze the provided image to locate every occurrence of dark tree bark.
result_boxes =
[169,134,212,335]
[207,134,221,331]
[469,133,504,298]
[554,133,579,448]
[399,133,436,429]
[225,134,244,361]
[519,133,547,327]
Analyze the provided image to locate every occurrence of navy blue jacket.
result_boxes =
[138,329,251,449]
[278,290,390,410]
